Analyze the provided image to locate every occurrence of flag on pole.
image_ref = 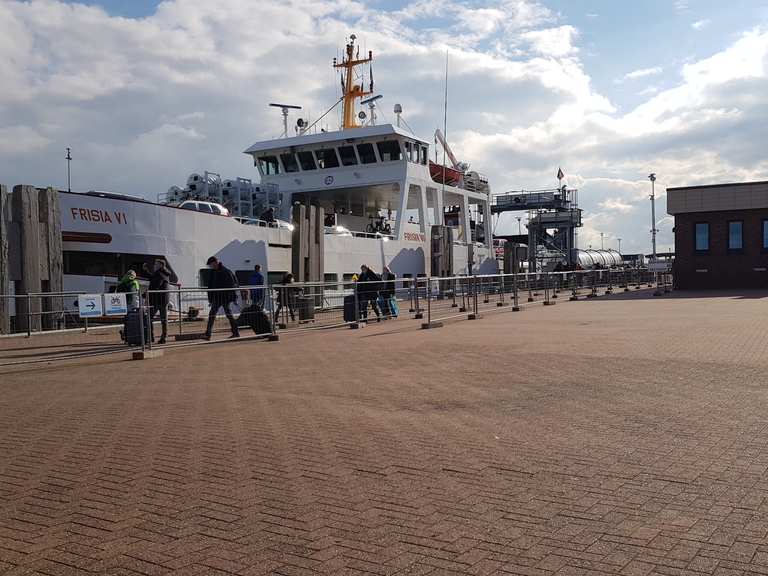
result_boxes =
[557,167,565,180]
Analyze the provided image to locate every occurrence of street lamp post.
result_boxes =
[617,238,622,253]
[649,173,658,260]
[516,216,522,235]
[66,147,72,193]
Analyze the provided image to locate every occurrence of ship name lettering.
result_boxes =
[70,207,127,225]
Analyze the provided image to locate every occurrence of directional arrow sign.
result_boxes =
[78,294,104,318]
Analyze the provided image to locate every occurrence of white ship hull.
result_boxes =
[59,192,496,299]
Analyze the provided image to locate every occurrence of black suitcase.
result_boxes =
[239,305,272,335]
[124,309,152,346]
[343,295,357,322]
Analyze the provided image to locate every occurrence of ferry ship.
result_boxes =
[59,36,497,296]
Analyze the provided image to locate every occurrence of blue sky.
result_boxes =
[5,0,768,252]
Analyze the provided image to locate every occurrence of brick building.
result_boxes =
[667,181,768,289]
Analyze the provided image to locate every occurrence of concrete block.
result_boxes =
[132,349,164,360]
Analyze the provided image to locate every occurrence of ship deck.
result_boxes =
[2,290,768,575]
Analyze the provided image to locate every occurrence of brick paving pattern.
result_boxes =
[1,291,768,575]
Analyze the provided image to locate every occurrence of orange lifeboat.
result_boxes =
[429,161,463,186]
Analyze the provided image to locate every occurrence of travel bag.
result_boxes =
[123,309,152,346]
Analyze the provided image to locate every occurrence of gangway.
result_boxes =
[491,187,582,271]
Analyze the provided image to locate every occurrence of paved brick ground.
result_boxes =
[2,291,768,575]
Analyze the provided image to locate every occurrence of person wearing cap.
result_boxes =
[204,256,240,340]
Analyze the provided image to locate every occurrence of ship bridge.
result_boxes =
[244,124,492,248]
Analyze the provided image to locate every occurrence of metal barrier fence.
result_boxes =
[0,268,663,350]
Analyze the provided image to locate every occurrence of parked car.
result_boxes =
[177,200,230,216]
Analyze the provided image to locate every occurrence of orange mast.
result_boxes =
[333,35,373,129]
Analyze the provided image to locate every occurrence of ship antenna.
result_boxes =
[441,50,449,198]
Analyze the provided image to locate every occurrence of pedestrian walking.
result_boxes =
[274,273,297,323]
[204,256,240,340]
[380,265,397,318]
[358,265,381,321]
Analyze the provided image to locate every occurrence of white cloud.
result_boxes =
[692,19,710,30]
[618,66,663,83]
[521,25,578,57]
[0,1,767,255]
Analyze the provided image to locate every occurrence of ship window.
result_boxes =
[258,156,281,175]
[356,143,377,164]
[280,153,300,173]
[404,141,412,162]
[198,203,212,214]
[297,151,316,170]
[315,148,340,169]
[338,146,358,166]
[420,146,428,165]
[377,140,402,162]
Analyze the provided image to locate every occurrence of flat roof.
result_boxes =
[667,180,768,215]
[243,124,428,155]
[667,180,768,192]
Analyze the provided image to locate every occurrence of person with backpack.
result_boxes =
[204,256,240,340]
[358,265,381,322]
[116,269,140,309]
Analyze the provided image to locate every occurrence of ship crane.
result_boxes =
[434,128,465,171]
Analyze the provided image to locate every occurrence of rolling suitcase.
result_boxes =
[238,304,272,335]
[343,294,356,322]
[123,309,152,346]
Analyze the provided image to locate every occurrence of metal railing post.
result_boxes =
[414,278,423,319]
[513,271,520,311]
[138,289,147,352]
[497,274,506,307]
[527,273,534,302]
[26,296,32,337]
[570,272,578,301]
[177,287,183,337]
[427,278,432,323]
[544,272,554,306]
[353,280,360,328]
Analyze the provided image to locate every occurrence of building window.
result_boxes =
[337,146,358,166]
[728,221,743,251]
[376,140,402,162]
[315,148,340,169]
[763,220,768,250]
[695,222,709,252]
[297,151,316,170]
[356,143,377,164]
